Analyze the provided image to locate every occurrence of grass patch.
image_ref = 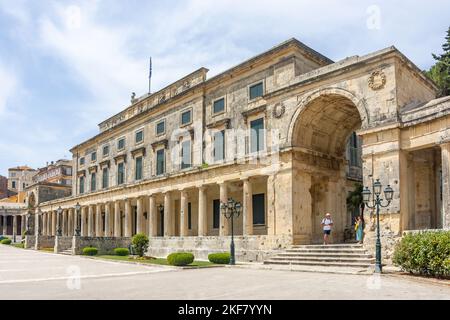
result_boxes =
[12,243,24,248]
[39,247,54,252]
[95,255,217,268]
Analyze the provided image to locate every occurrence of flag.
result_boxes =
[148,57,152,93]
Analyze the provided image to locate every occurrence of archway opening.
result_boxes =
[291,93,363,244]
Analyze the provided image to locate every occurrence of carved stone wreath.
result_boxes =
[272,103,286,118]
[368,70,386,91]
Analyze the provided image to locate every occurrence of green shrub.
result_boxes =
[1,238,12,245]
[132,233,149,257]
[0,236,8,241]
[82,247,98,256]
[208,252,231,264]
[114,248,130,256]
[167,252,194,266]
[393,231,450,278]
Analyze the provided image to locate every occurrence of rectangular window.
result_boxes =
[188,202,192,230]
[156,120,165,135]
[181,140,191,169]
[181,109,192,125]
[12,181,16,189]
[213,199,220,229]
[213,98,225,114]
[102,167,109,189]
[79,176,85,194]
[135,130,144,144]
[79,157,85,166]
[103,145,109,157]
[156,149,165,175]
[117,162,125,185]
[90,172,96,192]
[91,152,97,162]
[249,82,263,100]
[213,130,225,162]
[117,138,125,150]
[250,118,265,153]
[252,193,265,225]
[135,156,143,180]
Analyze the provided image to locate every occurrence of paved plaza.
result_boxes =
[0,245,448,300]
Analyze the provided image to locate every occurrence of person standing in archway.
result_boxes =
[321,213,334,245]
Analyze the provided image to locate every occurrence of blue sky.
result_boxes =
[0,0,449,176]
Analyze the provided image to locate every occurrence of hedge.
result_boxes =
[393,231,450,278]
[114,248,130,256]
[1,238,12,245]
[132,233,149,257]
[167,252,194,266]
[82,247,98,256]
[208,252,231,264]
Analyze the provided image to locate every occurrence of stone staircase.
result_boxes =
[264,244,374,269]
[59,249,73,256]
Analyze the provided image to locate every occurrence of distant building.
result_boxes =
[33,160,73,186]
[0,175,8,200]
[8,166,36,193]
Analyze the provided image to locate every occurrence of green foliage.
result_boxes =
[114,248,130,256]
[208,252,231,264]
[0,235,7,241]
[1,238,12,245]
[425,26,450,97]
[82,247,98,256]
[131,233,149,257]
[393,231,450,278]
[346,183,364,212]
[167,252,195,266]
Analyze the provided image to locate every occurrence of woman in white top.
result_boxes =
[321,213,334,245]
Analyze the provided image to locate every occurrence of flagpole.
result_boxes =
[148,57,152,94]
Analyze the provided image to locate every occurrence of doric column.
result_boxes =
[51,211,57,236]
[96,204,103,237]
[88,205,95,236]
[81,207,88,236]
[21,215,26,236]
[105,202,113,237]
[164,192,174,236]
[243,178,253,236]
[2,215,7,235]
[136,197,144,234]
[114,201,121,237]
[62,210,68,236]
[198,186,207,236]
[68,209,73,236]
[124,199,132,237]
[180,190,189,237]
[219,182,229,236]
[148,195,157,237]
[441,141,450,229]
[42,213,47,235]
[12,215,17,237]
[47,212,51,236]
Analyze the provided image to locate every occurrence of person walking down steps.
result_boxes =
[321,213,334,245]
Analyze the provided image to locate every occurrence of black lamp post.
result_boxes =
[362,179,394,273]
[220,198,242,265]
[56,206,63,236]
[74,203,81,236]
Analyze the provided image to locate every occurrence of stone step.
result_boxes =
[285,249,368,254]
[292,244,363,249]
[269,256,374,263]
[59,249,72,255]
[263,260,373,268]
[277,252,373,258]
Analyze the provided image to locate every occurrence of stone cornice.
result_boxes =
[206,118,231,129]
[131,146,147,158]
[151,139,168,150]
[113,154,127,164]
[99,160,111,168]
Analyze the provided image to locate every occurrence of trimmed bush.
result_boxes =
[393,231,450,278]
[208,252,231,264]
[82,247,98,256]
[1,238,12,245]
[0,236,8,241]
[132,233,149,257]
[114,248,130,256]
[167,252,194,266]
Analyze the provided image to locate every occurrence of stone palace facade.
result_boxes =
[27,39,450,261]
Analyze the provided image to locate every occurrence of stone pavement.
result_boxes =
[0,245,449,300]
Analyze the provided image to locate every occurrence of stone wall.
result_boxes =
[146,235,293,262]
[24,235,35,249]
[72,236,131,255]
[35,235,55,250]
[54,236,73,253]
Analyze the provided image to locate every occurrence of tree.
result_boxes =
[346,183,365,225]
[426,27,450,97]
[131,233,149,257]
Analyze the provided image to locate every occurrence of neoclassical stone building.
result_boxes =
[33,38,450,261]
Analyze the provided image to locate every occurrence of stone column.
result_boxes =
[2,215,7,235]
[105,202,113,237]
[96,204,103,237]
[148,195,157,237]
[441,142,450,229]
[124,199,132,237]
[13,215,17,238]
[180,190,189,237]
[51,211,57,236]
[63,210,68,236]
[42,213,47,236]
[242,178,253,236]
[0,215,3,235]
[47,212,51,236]
[81,207,88,236]
[136,197,144,234]
[68,209,74,236]
[219,182,230,236]
[164,192,174,236]
[114,201,121,237]
[21,215,26,236]
[198,186,207,236]
[88,205,95,236]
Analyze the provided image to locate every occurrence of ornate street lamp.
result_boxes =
[362,179,394,273]
[220,198,242,265]
[56,206,63,236]
[74,203,81,236]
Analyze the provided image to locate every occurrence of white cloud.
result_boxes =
[0,64,18,117]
